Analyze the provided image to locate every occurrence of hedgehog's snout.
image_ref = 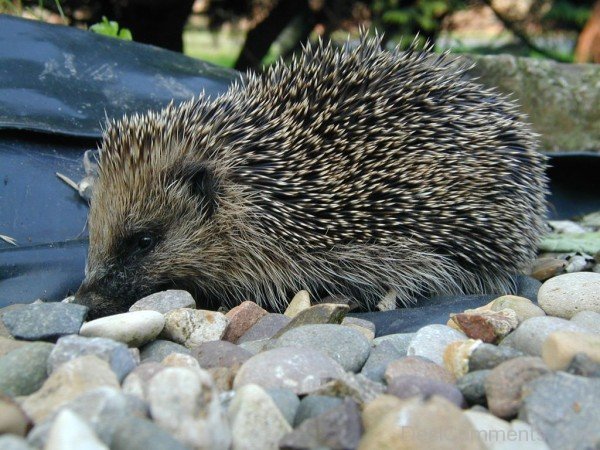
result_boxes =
[74,275,130,320]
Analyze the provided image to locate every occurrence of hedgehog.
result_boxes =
[74,32,548,319]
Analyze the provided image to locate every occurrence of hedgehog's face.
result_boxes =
[74,151,228,319]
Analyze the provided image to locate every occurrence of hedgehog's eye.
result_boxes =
[137,235,154,251]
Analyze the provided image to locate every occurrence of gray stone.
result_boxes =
[372,332,414,354]
[273,304,349,338]
[265,388,299,426]
[191,340,253,368]
[515,275,542,302]
[0,435,35,450]
[566,353,600,377]
[491,295,546,323]
[273,324,371,372]
[237,338,270,354]
[570,310,600,334]
[537,272,600,319]
[504,316,588,356]
[234,346,346,395]
[384,355,454,384]
[79,311,165,348]
[0,335,28,357]
[237,314,290,344]
[280,398,362,450]
[129,289,196,314]
[294,395,344,426]
[520,372,600,450]
[111,417,189,450]
[469,342,525,371]
[361,340,404,382]
[48,335,136,382]
[139,339,191,362]
[0,341,54,396]
[407,324,467,365]
[457,370,491,406]
[1,303,87,341]
[387,375,465,408]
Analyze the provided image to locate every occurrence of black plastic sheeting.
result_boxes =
[1,17,599,333]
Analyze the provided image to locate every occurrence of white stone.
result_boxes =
[161,308,229,347]
[407,324,467,366]
[570,310,600,334]
[80,311,165,347]
[538,272,600,319]
[45,409,108,450]
[229,384,292,450]
[284,291,311,318]
[464,411,550,449]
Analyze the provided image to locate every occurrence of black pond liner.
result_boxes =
[1,16,599,333]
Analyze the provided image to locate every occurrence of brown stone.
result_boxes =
[542,331,600,370]
[385,356,455,384]
[530,258,567,281]
[0,393,31,436]
[0,336,28,357]
[223,301,268,343]
[273,303,349,338]
[451,309,518,343]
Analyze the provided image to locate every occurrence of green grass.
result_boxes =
[183,28,244,68]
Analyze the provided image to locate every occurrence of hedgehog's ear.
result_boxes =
[178,163,219,217]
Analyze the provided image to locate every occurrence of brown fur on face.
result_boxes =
[75,32,547,318]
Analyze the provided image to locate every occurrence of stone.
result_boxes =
[237,338,270,354]
[566,353,600,377]
[162,352,203,373]
[79,311,165,348]
[0,342,54,396]
[0,394,31,436]
[491,295,546,323]
[122,362,165,401]
[111,416,189,450]
[406,324,467,365]
[139,339,191,362]
[1,303,88,341]
[283,290,311,318]
[443,339,482,379]
[47,335,137,382]
[229,384,292,450]
[520,372,600,450]
[161,308,229,347]
[386,375,465,408]
[469,343,525,371]
[0,335,28,357]
[311,372,385,406]
[361,340,405,382]
[234,347,346,395]
[280,398,362,450]
[531,257,567,281]
[236,314,291,344]
[265,388,299,426]
[223,301,268,343]
[0,435,34,450]
[129,289,196,313]
[485,356,550,419]
[294,395,344,426]
[342,317,376,341]
[273,324,371,372]
[570,310,600,334]
[45,409,108,450]
[273,303,350,338]
[148,366,230,450]
[361,395,404,430]
[457,370,491,406]
[384,355,455,384]
[21,355,120,423]
[358,396,486,449]
[505,316,589,356]
[537,272,600,318]
[190,340,253,368]
[372,332,414,354]
[451,309,518,343]
[541,331,600,370]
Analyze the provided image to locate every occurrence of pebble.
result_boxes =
[0,342,54,396]
[162,352,202,373]
[384,355,455,384]
[122,362,165,401]
[406,324,467,365]
[372,332,414,354]
[234,346,346,394]
[566,353,600,377]
[223,301,268,343]
[139,339,191,362]
[484,356,550,418]
[537,272,600,318]
[0,435,34,450]
[191,340,253,368]
[451,309,518,343]
[311,372,385,406]
[229,384,292,450]
[45,409,108,450]
[265,388,299,426]
[360,340,405,382]
[283,290,311,318]
[530,257,567,281]
[111,416,189,450]
[0,394,31,436]
[273,303,350,338]
[342,316,376,341]
[129,289,196,314]
[387,375,465,407]
[161,308,229,347]
[541,331,600,370]
[280,398,362,450]
[236,313,290,344]
[80,310,165,347]
[519,372,600,450]
[515,275,543,302]
[47,335,137,382]
[358,396,486,450]
[469,343,525,371]
[0,335,28,357]
[273,324,371,372]
[294,395,344,426]
[237,338,270,354]
[570,310,600,334]
[21,355,120,423]
[1,303,88,341]
[491,295,546,323]
[444,339,482,379]
[457,370,491,406]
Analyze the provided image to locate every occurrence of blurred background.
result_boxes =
[1,0,600,70]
